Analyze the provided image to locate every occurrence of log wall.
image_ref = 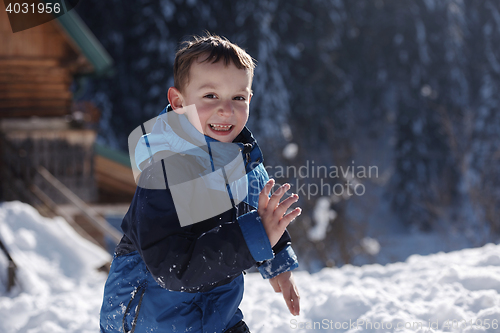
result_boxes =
[0,120,97,203]
[0,8,91,118]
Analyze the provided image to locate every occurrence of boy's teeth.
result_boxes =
[210,124,233,131]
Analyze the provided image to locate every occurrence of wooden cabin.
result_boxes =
[0,9,135,251]
[93,143,137,203]
[0,7,112,117]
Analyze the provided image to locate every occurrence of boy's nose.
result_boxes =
[217,101,233,116]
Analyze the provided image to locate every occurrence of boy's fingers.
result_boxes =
[282,286,293,315]
[267,183,290,210]
[279,207,302,227]
[290,284,300,316]
[282,281,300,316]
[274,194,299,218]
[258,179,275,210]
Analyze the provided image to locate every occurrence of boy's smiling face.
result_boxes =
[168,55,253,143]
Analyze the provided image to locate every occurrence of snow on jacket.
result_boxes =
[100,105,299,333]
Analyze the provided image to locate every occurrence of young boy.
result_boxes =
[100,33,301,333]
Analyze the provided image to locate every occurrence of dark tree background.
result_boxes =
[76,0,500,270]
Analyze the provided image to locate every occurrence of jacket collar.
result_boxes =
[161,104,263,163]
[135,105,264,172]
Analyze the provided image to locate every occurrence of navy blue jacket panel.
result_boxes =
[100,106,299,333]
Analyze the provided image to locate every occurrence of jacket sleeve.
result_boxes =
[256,229,299,279]
[121,163,274,292]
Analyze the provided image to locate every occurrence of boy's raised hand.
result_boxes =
[269,271,300,316]
[258,179,301,247]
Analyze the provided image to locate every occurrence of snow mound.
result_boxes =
[1,201,500,333]
[242,244,500,332]
[0,201,110,333]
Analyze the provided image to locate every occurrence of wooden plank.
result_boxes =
[0,117,70,131]
[94,168,136,188]
[0,107,69,118]
[2,129,96,145]
[0,83,69,92]
[1,29,75,58]
[94,156,135,183]
[0,65,70,76]
[94,156,137,194]
[0,99,70,108]
[95,173,137,194]
[37,166,122,244]
[58,203,130,217]
[0,72,71,84]
[0,58,60,67]
[0,90,72,99]
[30,184,103,248]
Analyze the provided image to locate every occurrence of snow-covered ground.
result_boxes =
[0,202,110,333]
[1,201,500,333]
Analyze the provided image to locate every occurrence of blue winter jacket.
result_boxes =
[100,105,299,333]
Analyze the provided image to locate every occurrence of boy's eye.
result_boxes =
[204,94,217,99]
[233,96,246,101]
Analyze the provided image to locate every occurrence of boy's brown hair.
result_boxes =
[173,33,256,92]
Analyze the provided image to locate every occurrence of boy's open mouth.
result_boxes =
[209,124,233,132]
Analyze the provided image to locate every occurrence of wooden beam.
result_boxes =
[30,184,102,248]
[0,58,60,67]
[0,99,70,108]
[0,65,70,77]
[0,90,72,100]
[37,166,122,244]
[0,83,69,92]
[0,73,71,84]
[0,107,69,118]
[95,174,137,194]
[94,155,136,193]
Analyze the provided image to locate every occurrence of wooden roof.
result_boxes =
[93,144,137,202]
[0,8,113,118]
[56,10,114,76]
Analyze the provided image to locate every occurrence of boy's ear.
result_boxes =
[167,87,185,114]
